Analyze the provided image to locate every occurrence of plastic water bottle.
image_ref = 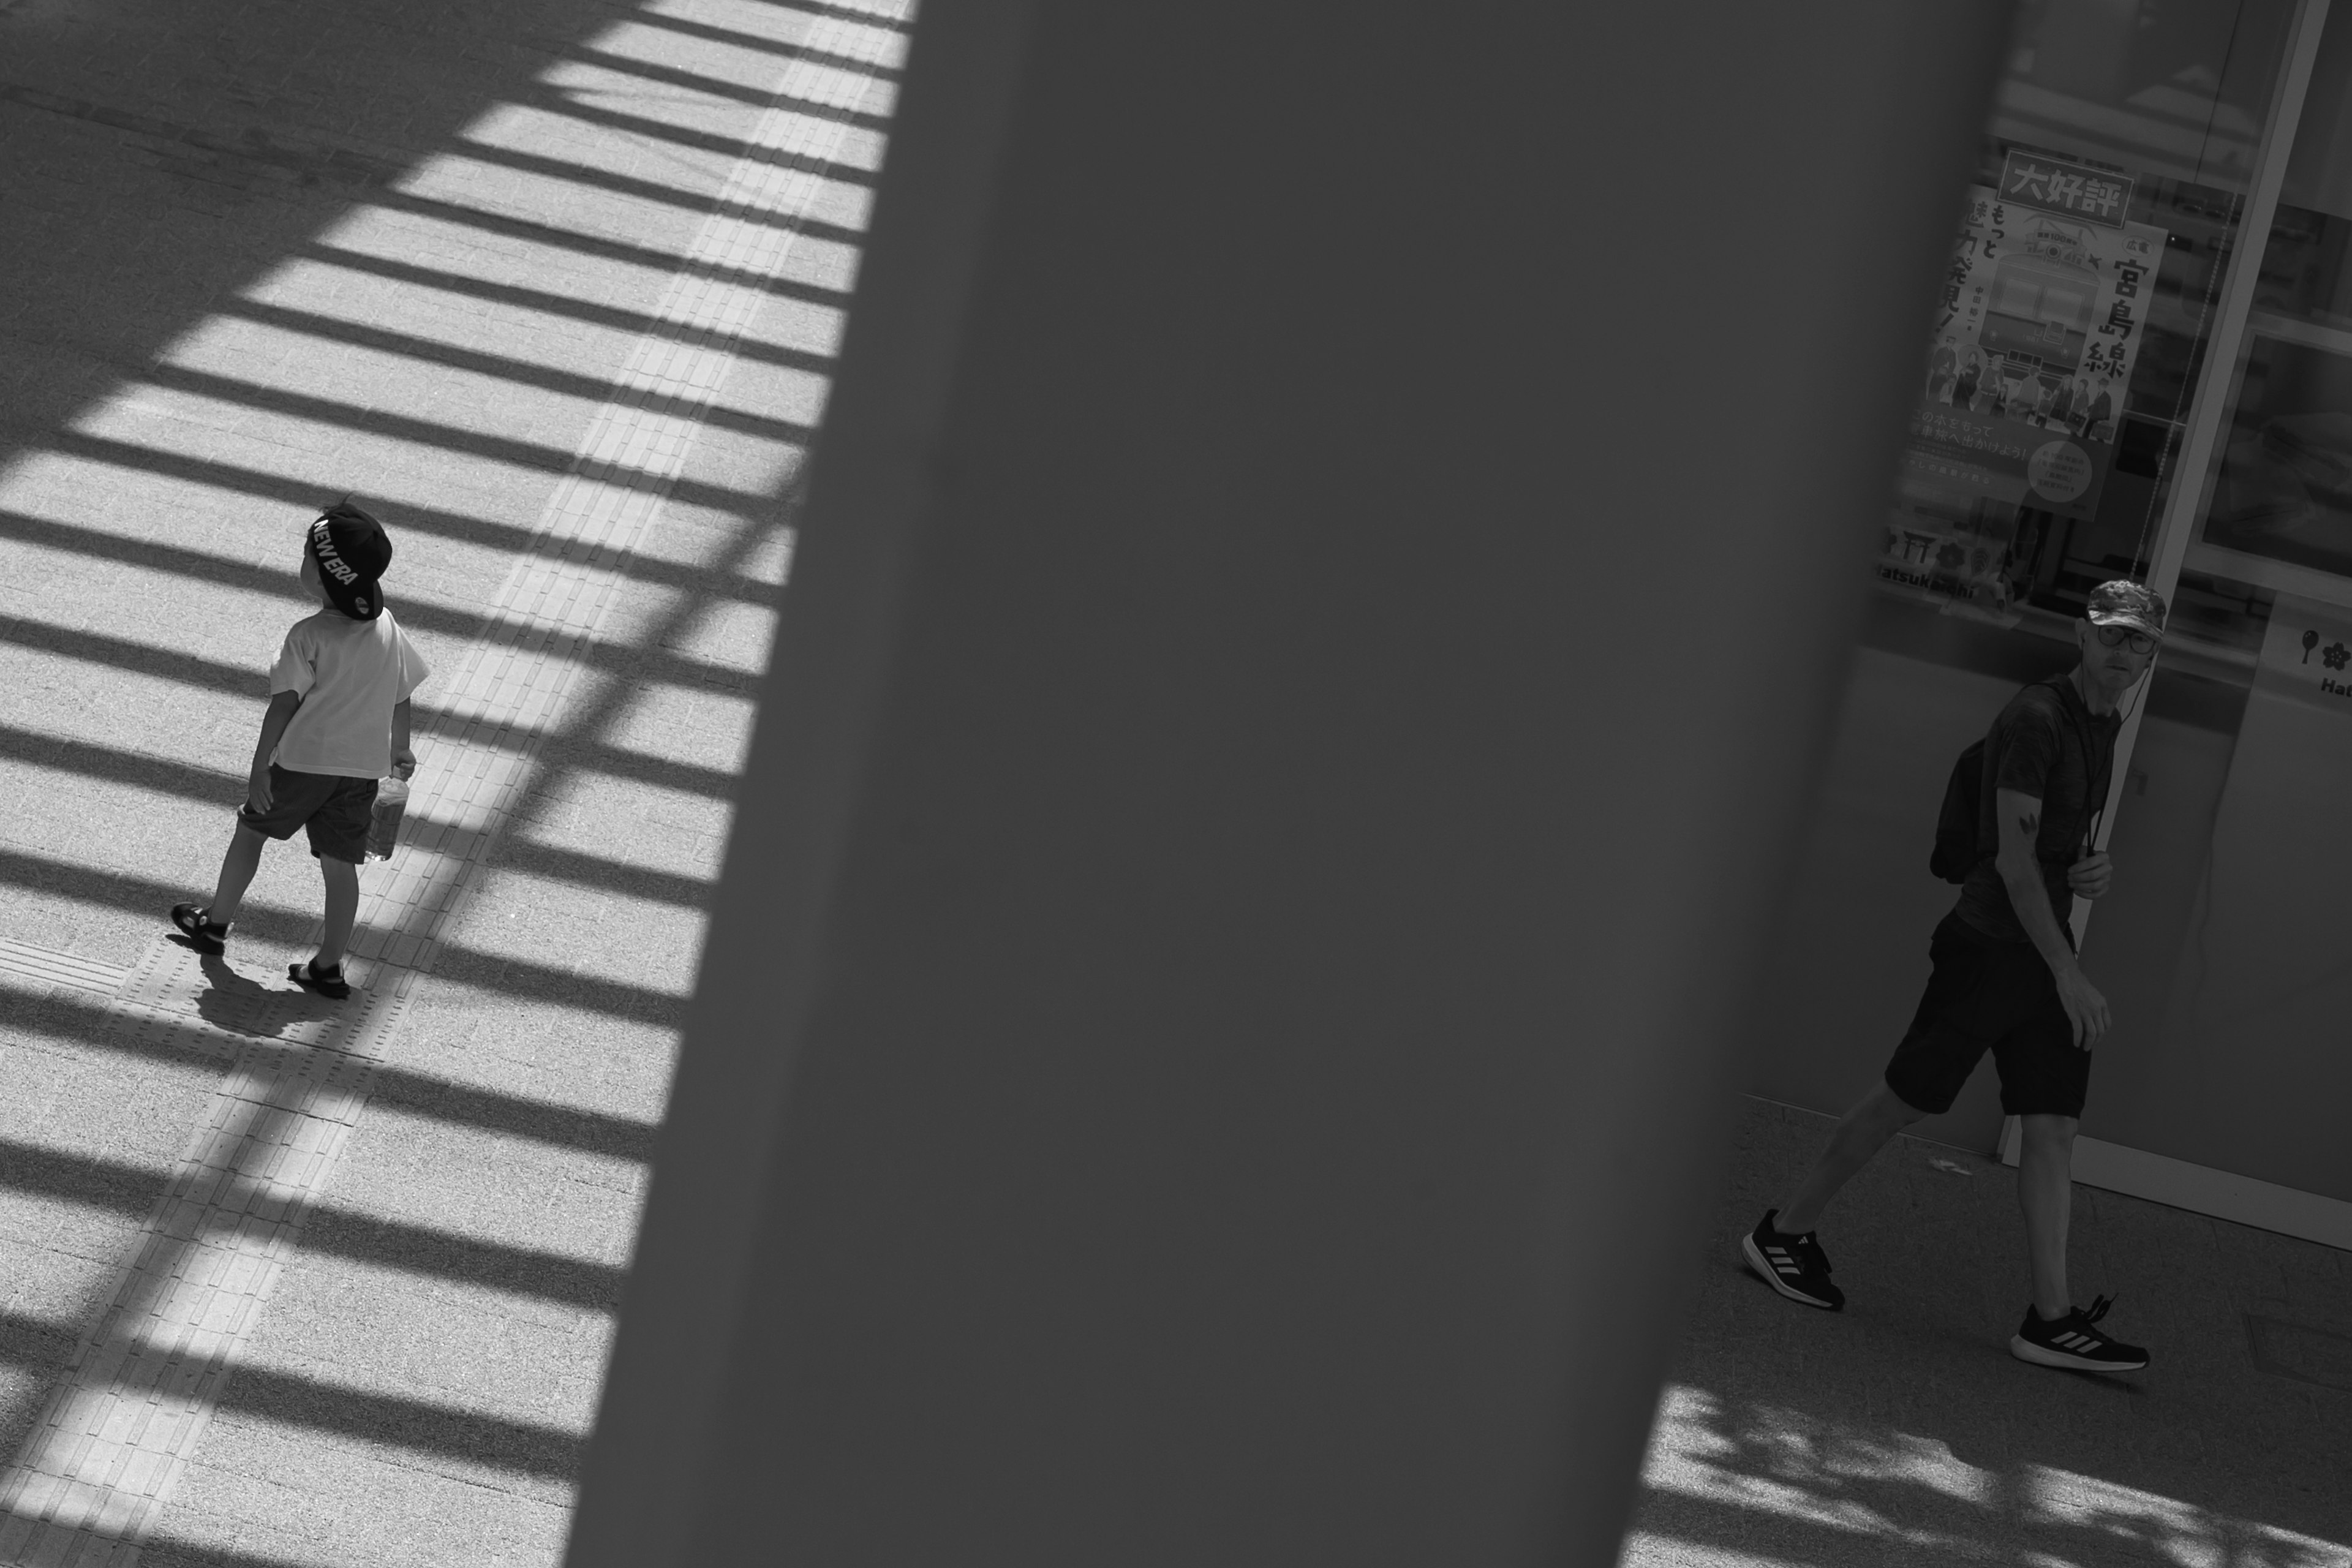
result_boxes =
[368,776,410,861]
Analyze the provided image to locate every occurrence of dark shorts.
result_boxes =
[1882,911,2090,1120]
[238,766,377,865]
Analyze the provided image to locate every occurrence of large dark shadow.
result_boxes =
[2,0,642,451]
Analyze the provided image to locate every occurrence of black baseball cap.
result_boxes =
[307,502,393,620]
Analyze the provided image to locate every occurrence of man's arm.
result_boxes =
[247,690,303,814]
[391,698,415,779]
[1994,786,2109,1049]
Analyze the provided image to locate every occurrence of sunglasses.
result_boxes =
[2092,622,2158,655]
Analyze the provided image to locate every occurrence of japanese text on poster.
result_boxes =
[1997,150,2135,226]
[1880,168,2166,609]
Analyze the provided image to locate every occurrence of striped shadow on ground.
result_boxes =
[0,2,913,1561]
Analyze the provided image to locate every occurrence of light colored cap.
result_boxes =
[2086,579,2166,638]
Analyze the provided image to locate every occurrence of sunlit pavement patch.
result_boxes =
[1623,1382,2352,1568]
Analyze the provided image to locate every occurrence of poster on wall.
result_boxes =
[1879,151,2168,613]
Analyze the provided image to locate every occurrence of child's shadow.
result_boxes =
[176,951,340,1039]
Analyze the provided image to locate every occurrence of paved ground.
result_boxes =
[1622,1098,2352,1568]
[0,0,906,1561]
[5,2,2350,1566]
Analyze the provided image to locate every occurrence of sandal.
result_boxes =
[288,959,351,1000]
[170,903,230,956]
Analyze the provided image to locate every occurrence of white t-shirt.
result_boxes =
[269,607,431,778]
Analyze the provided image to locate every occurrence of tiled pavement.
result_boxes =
[1621,1099,2352,1568]
[0,0,907,1562]
[6,1,2351,1565]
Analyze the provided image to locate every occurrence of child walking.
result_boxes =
[172,502,429,998]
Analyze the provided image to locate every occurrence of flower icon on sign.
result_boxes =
[2325,641,2351,672]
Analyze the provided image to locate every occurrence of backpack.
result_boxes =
[1929,739,1992,883]
[1929,677,2101,884]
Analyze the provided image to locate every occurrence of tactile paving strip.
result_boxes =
[0,8,902,1559]
[0,948,416,1564]
[0,940,127,997]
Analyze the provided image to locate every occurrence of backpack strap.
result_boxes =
[2033,675,2104,858]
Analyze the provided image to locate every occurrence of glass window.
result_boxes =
[1754,0,2311,1155]
[1879,0,2297,639]
[2083,0,2352,1204]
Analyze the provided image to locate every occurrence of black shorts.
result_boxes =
[237,766,377,865]
[1882,911,2090,1120]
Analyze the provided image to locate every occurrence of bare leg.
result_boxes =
[1774,1080,1928,1235]
[317,856,360,970]
[206,825,270,924]
[2017,1113,2077,1320]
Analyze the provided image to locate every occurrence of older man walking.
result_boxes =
[1743,579,2168,1374]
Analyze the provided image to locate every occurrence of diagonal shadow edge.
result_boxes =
[220,295,844,397]
[288,241,848,371]
[0,848,691,1026]
[0,1304,583,1482]
[2,979,657,1164]
[0,728,718,907]
[614,6,910,74]
[0,472,785,608]
[558,40,898,122]
[42,426,788,539]
[0,1137,624,1310]
[0,699,744,805]
[93,362,817,492]
[521,83,888,178]
[0,542,776,703]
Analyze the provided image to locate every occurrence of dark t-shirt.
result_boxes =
[1952,676,2120,944]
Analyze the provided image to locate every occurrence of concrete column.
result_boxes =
[566,2,2009,1563]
